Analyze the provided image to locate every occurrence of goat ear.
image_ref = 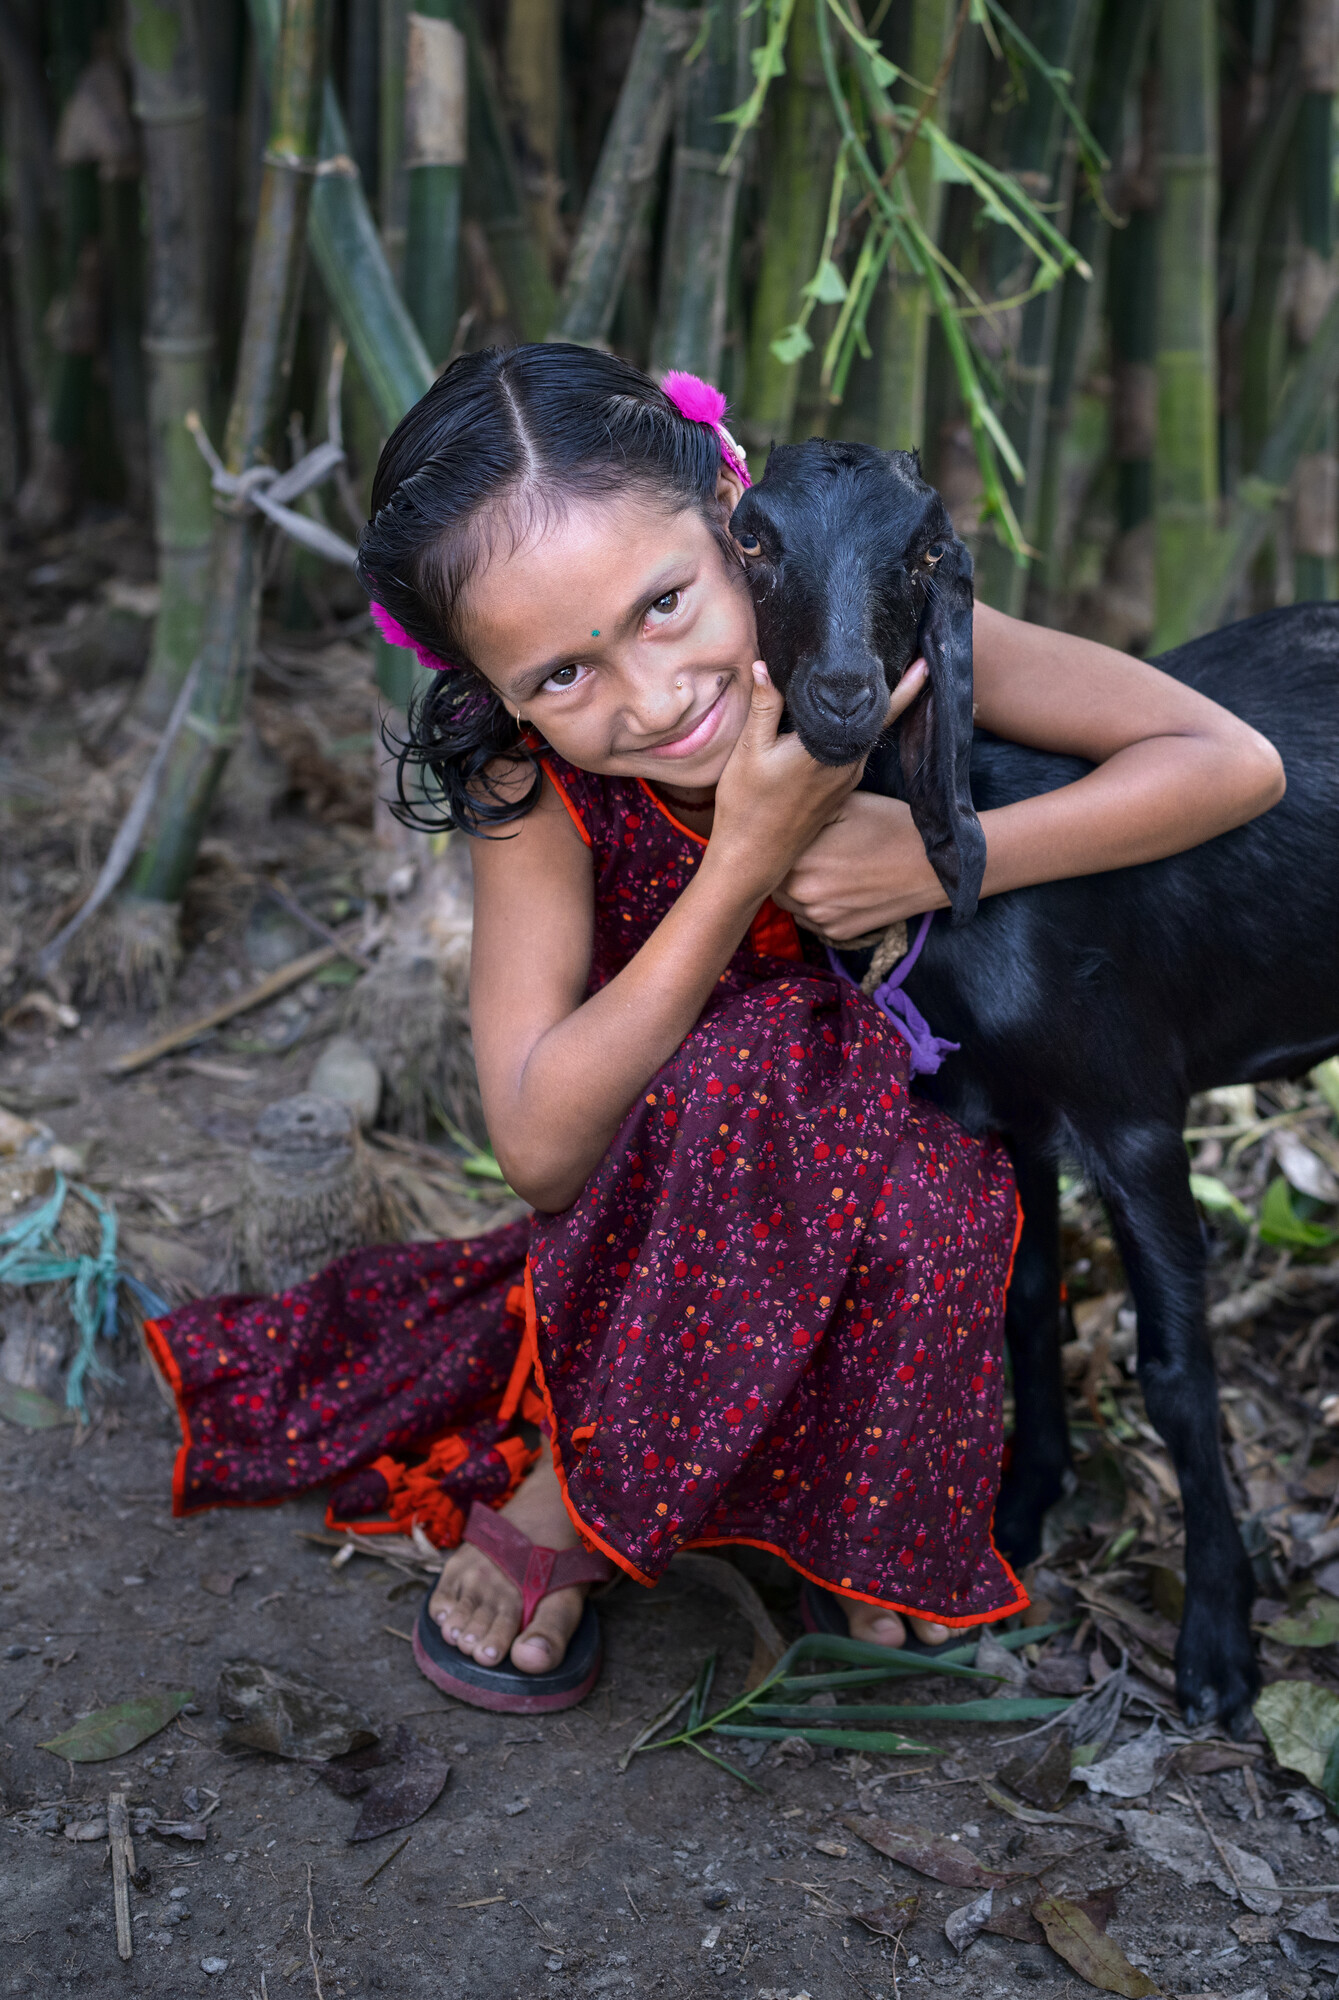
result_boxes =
[898,542,986,924]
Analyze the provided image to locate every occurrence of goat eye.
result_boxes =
[736,534,761,556]
[923,543,945,565]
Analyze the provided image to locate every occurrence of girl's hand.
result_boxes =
[705,663,868,897]
[772,790,947,938]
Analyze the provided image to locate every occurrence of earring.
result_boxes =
[515,705,523,725]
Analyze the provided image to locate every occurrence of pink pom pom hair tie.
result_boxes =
[660,371,751,488]
[368,597,459,674]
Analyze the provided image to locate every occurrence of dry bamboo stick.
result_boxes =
[106,944,340,1075]
[108,1791,134,1961]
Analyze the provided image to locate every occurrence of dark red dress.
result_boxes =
[147,755,1025,1629]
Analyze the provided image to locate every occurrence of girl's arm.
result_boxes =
[470,668,874,1212]
[773,603,1286,941]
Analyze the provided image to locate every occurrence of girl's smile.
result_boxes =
[459,485,755,792]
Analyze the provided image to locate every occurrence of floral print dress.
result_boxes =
[147,755,1024,1629]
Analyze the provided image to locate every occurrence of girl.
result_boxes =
[148,343,1282,1716]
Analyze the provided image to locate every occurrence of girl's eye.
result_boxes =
[541,663,588,692]
[646,589,681,621]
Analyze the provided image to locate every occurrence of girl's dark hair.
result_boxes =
[356,343,729,834]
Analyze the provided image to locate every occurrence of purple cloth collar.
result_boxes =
[827,911,960,1077]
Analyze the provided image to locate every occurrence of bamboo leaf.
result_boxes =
[1190,1174,1250,1226]
[804,257,849,303]
[742,1695,1072,1724]
[1255,1678,1339,1789]
[770,322,814,364]
[41,1691,194,1763]
[716,1725,936,1753]
[1030,1893,1159,1997]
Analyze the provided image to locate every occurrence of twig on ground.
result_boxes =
[623,1879,645,1922]
[108,1792,134,1961]
[360,1835,411,1888]
[265,875,372,971]
[305,1863,326,2000]
[106,945,341,1075]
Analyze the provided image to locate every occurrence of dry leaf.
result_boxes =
[945,1888,994,1953]
[199,1571,244,1599]
[849,1893,918,1941]
[350,1727,449,1843]
[1031,1892,1159,1996]
[216,1660,377,1761]
[986,1884,1118,1948]
[842,1814,1001,1889]
[813,1839,847,1858]
[1074,1723,1169,1800]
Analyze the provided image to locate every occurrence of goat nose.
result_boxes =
[813,677,875,722]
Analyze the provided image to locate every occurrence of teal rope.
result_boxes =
[0,1172,120,1419]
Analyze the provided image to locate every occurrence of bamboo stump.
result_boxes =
[229,1094,401,1294]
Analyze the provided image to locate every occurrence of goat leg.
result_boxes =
[1094,1122,1259,1734]
[993,1144,1072,1568]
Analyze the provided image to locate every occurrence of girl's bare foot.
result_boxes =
[428,1440,588,1675]
[848,1601,953,1649]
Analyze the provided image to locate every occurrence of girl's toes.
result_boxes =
[473,1605,520,1666]
[511,1590,582,1675]
[911,1618,951,1646]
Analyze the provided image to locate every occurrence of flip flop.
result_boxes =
[412,1499,616,1714]
[799,1579,964,1661]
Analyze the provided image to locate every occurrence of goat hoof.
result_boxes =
[1175,1596,1260,1739]
[992,1467,1067,1568]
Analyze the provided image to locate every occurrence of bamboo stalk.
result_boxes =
[379,0,409,277]
[1032,0,1155,603]
[120,0,331,934]
[1151,0,1220,651]
[462,11,557,343]
[1172,282,1339,639]
[504,0,562,267]
[972,0,1099,614]
[248,0,432,432]
[345,0,379,191]
[739,0,835,448]
[875,0,959,456]
[651,0,754,380]
[125,0,218,729]
[552,0,700,348]
[403,0,466,368]
[0,0,53,491]
[1293,4,1337,602]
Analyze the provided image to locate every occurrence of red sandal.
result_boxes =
[413,1500,615,1713]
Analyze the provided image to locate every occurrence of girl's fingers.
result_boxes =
[883,657,928,726]
[744,660,785,743]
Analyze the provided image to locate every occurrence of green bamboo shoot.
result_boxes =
[404,0,466,367]
[552,0,700,348]
[739,0,835,449]
[1152,0,1220,650]
[126,0,218,728]
[463,12,557,342]
[972,0,1098,613]
[651,0,753,380]
[122,0,331,927]
[876,0,959,456]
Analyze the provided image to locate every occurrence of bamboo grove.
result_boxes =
[2,0,1338,979]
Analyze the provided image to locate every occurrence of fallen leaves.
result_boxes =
[1254,1678,1339,1791]
[39,1689,193,1763]
[0,1382,72,1430]
[1031,1892,1159,1997]
[320,1723,450,1842]
[216,1661,377,1760]
[841,1815,1001,1890]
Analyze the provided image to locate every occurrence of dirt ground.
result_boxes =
[5,511,1339,1999]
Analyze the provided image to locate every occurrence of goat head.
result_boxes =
[730,439,985,924]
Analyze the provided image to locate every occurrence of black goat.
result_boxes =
[730,440,1339,1734]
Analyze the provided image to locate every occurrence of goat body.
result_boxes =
[732,441,1339,1732]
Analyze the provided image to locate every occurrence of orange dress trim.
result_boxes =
[518,1253,1030,1630]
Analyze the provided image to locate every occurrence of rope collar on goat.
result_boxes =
[827,912,960,1078]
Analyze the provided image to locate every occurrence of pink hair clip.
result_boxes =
[368,597,458,673]
[660,371,751,489]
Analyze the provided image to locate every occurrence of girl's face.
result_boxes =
[458,473,756,795]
